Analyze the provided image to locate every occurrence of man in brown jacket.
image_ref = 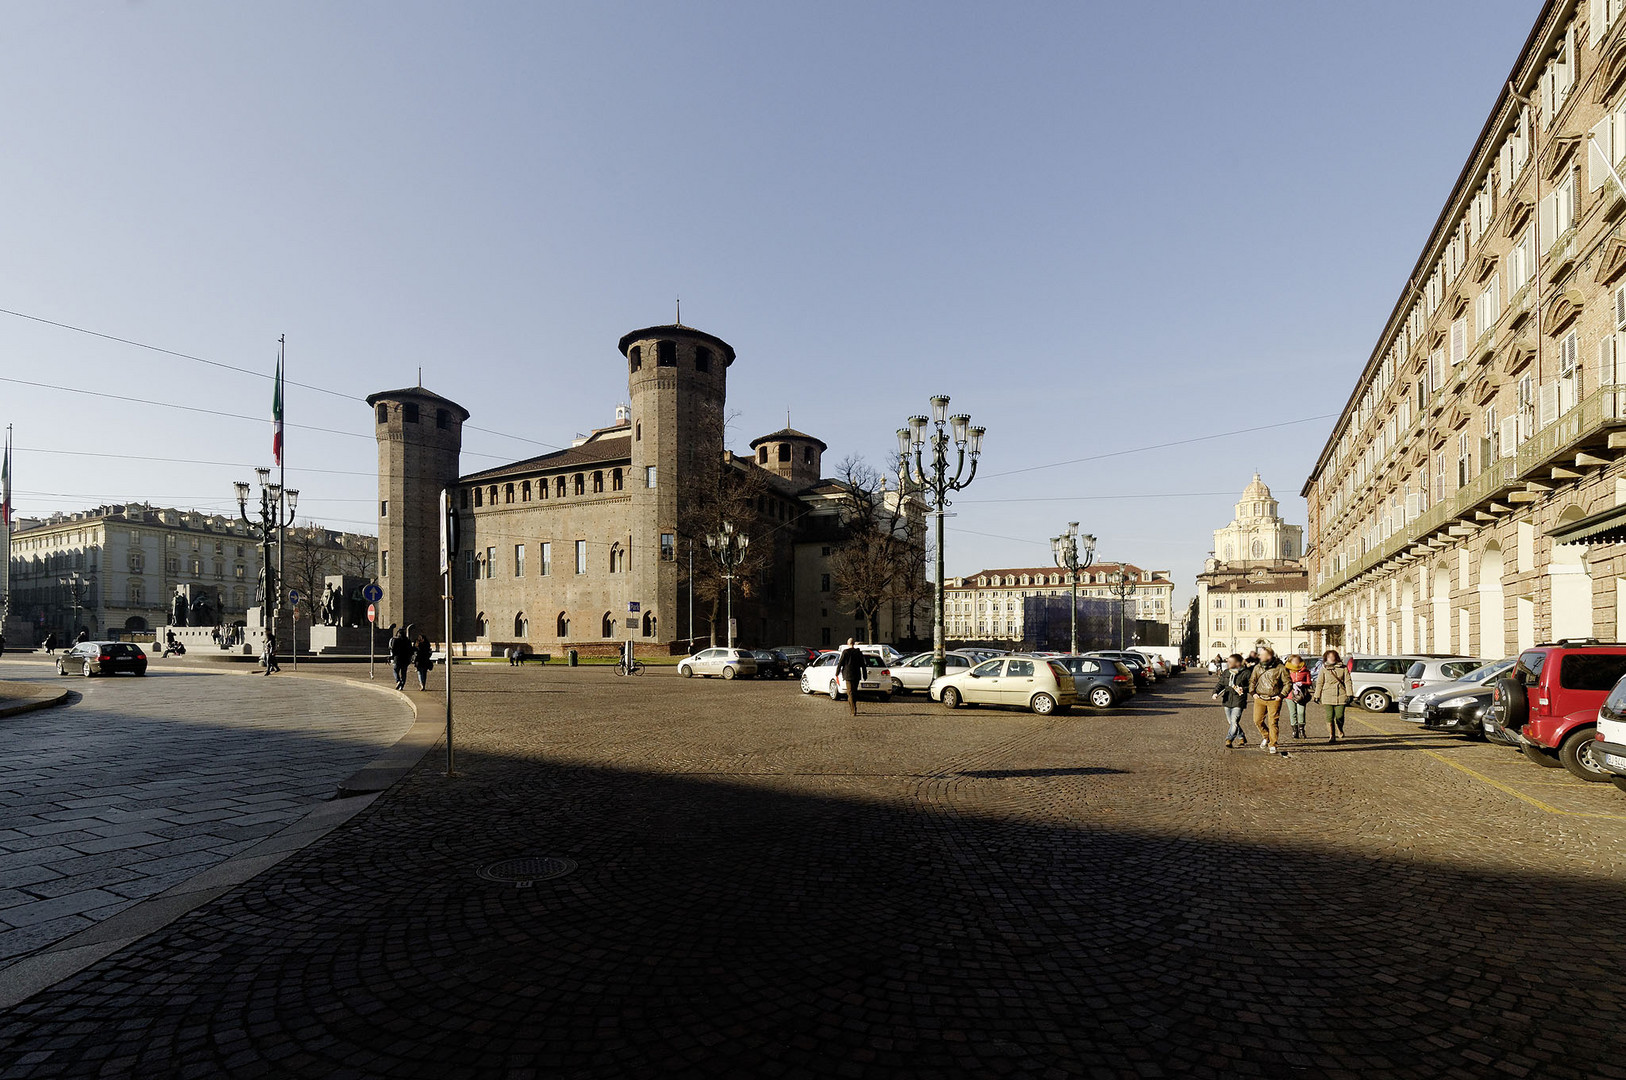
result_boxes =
[1248,645,1291,755]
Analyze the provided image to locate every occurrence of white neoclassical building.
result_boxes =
[1196,476,1315,660]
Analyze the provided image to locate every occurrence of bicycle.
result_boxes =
[614,657,645,676]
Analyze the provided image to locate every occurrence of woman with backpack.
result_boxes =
[1311,648,1353,743]
[1284,654,1313,740]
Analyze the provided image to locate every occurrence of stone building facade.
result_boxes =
[942,562,1175,645]
[1304,0,1626,658]
[370,323,923,656]
[1196,476,1313,659]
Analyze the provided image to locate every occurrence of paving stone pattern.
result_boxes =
[3,663,1626,1077]
[0,664,413,968]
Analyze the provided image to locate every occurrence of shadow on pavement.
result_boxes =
[1,731,1623,1080]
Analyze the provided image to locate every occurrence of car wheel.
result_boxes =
[941,686,960,709]
[828,682,840,701]
[1559,727,1611,783]
[136,666,147,676]
[1030,692,1056,715]
[1358,689,1391,713]
[679,665,692,678]
[57,663,68,677]
[1521,743,1563,769]
[1089,686,1115,709]
[891,677,904,694]
[82,660,93,678]
[722,666,736,681]
[800,675,812,694]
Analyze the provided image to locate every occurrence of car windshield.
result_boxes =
[1460,657,1514,684]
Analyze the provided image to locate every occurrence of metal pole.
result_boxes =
[725,572,733,649]
[933,508,945,678]
[369,613,375,679]
[444,570,454,775]
[1071,577,1077,655]
[688,544,694,652]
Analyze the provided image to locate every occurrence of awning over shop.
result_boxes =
[1549,504,1626,546]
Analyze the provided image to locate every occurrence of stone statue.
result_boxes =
[325,584,341,627]
[191,593,213,628]
[172,589,188,627]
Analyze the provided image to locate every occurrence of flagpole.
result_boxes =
[2,425,11,643]
[277,335,289,670]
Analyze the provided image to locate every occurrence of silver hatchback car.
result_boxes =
[678,648,758,680]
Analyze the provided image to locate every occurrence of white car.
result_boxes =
[678,647,758,680]
[928,655,1077,715]
[890,651,977,693]
[800,649,893,700]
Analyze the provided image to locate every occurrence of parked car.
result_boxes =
[1588,673,1626,793]
[1399,657,1513,726]
[1132,652,1170,678]
[1051,655,1135,708]
[748,650,797,679]
[677,647,758,680]
[769,646,819,671]
[1488,640,1626,781]
[891,651,978,693]
[800,648,893,700]
[929,656,1077,715]
[1404,657,1484,694]
[1348,655,1474,712]
[1087,651,1153,689]
[57,641,147,677]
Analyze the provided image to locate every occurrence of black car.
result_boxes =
[1051,656,1135,708]
[750,650,798,679]
[1419,685,1493,739]
[769,646,818,672]
[1086,651,1152,689]
[57,641,148,677]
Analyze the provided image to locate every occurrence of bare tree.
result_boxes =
[338,534,377,582]
[678,452,775,646]
[827,456,926,643]
[283,523,338,626]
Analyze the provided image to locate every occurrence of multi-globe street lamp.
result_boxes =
[58,570,94,640]
[898,395,985,680]
[1107,568,1137,650]
[1050,523,1096,656]
[704,520,749,650]
[234,468,297,645]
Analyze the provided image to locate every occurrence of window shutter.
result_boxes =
[1601,335,1618,388]
[1539,382,1559,428]
[1540,191,1557,253]
[1615,284,1626,329]
[1594,0,1607,47]
[1501,416,1519,457]
[1592,115,1615,191]
[1451,318,1468,365]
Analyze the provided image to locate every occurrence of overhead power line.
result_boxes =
[980,414,1338,479]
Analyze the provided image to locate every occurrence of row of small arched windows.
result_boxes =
[628,340,711,374]
[475,610,658,640]
[469,469,624,508]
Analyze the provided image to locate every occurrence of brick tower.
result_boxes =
[619,325,733,646]
[367,386,468,640]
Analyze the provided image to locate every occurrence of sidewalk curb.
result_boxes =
[0,680,70,719]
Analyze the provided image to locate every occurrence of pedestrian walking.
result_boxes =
[1212,653,1250,747]
[836,638,868,717]
[1284,654,1313,740]
[262,632,280,675]
[75,628,89,645]
[43,631,56,656]
[1248,645,1291,755]
[1312,648,1353,743]
[0,631,6,657]
[389,628,412,690]
[413,634,434,690]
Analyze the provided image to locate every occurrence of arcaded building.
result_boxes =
[368,323,922,655]
[1304,1,1626,658]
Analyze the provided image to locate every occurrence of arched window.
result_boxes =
[521,481,531,501]
[608,543,624,573]
[758,446,768,463]
[487,486,497,506]
[803,446,814,465]
[573,475,584,496]
[514,612,528,638]
[611,468,623,491]
[629,345,642,372]
[592,471,604,493]
[556,612,570,638]
[695,346,711,373]
[635,422,641,441]
[778,444,790,462]
[375,403,388,424]
[473,487,483,508]
[537,478,548,499]
[504,484,515,504]
[601,611,615,638]
[555,477,566,498]
[642,611,657,638]
[657,340,676,366]
[475,613,488,638]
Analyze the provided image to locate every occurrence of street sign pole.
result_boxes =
[367,603,377,680]
[287,589,301,673]
[440,489,459,778]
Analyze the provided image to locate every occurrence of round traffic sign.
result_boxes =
[362,583,383,603]
[288,589,302,605]
[367,603,376,624]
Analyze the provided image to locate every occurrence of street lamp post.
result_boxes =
[704,520,749,649]
[1107,568,1137,650]
[59,571,93,640]
[898,396,985,680]
[234,468,297,655]
[1049,523,1096,655]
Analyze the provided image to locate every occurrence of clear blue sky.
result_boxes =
[0,0,1540,606]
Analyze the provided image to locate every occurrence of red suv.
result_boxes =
[1489,640,1626,782]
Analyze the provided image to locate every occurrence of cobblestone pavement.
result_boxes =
[0,658,413,969]
[3,662,1626,1077]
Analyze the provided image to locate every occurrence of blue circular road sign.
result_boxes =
[362,583,384,603]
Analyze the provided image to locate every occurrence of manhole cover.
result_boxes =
[478,856,577,887]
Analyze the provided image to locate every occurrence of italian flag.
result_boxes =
[272,356,284,465]
[1,434,10,528]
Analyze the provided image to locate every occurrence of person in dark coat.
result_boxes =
[836,638,868,717]
[412,634,434,690]
[43,631,56,656]
[75,628,89,645]
[1212,653,1250,748]
[389,628,412,690]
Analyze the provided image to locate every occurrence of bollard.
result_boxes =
[568,648,578,667]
